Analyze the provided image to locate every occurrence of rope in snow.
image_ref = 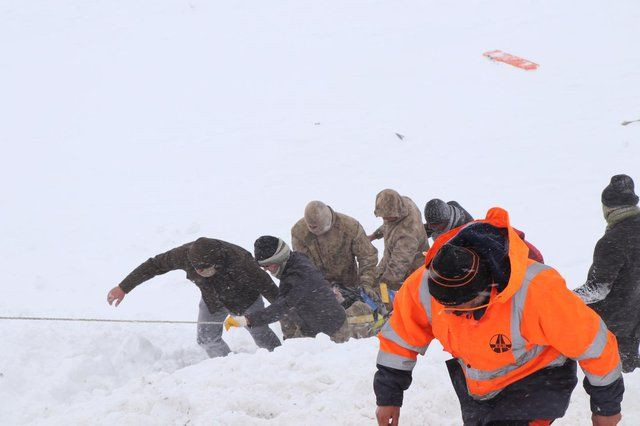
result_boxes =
[0,316,224,325]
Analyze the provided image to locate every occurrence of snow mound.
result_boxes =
[2,322,638,425]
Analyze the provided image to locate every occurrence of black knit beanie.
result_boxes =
[428,244,492,306]
[187,237,224,269]
[254,236,280,262]
[601,174,639,207]
[425,199,451,225]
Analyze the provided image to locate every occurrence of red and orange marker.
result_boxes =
[483,50,539,71]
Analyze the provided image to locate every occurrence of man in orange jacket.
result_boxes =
[374,208,624,426]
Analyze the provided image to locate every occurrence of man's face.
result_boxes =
[445,291,491,314]
[194,264,217,277]
[262,264,280,275]
[307,221,331,235]
[304,202,332,235]
[427,221,448,234]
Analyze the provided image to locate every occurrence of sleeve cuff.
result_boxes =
[584,376,624,416]
[376,395,403,407]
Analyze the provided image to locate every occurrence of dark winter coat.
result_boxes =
[246,252,347,337]
[575,214,640,337]
[118,239,279,315]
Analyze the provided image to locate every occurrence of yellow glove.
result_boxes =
[224,315,248,331]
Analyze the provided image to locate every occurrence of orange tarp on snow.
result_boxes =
[483,50,539,71]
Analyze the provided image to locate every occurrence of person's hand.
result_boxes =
[107,286,126,307]
[376,406,400,425]
[332,286,345,303]
[361,286,380,303]
[224,315,248,331]
[592,413,621,426]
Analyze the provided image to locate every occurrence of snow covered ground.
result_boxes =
[1,0,639,424]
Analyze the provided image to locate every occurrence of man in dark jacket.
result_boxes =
[575,174,640,373]
[424,198,545,263]
[224,236,349,342]
[106,237,282,358]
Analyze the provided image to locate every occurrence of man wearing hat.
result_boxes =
[291,201,378,296]
[423,198,474,240]
[106,237,282,358]
[424,198,545,263]
[369,189,429,311]
[374,208,624,426]
[291,201,381,338]
[575,174,640,373]
[224,236,349,342]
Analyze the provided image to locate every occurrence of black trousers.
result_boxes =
[617,335,640,373]
[446,359,577,426]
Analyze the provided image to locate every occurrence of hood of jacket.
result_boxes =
[374,189,409,219]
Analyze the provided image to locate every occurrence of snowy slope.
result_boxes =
[1,0,639,424]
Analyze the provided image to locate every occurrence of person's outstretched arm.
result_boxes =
[107,244,189,307]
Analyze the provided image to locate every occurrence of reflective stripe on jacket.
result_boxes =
[377,207,621,400]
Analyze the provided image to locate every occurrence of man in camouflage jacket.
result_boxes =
[291,201,379,338]
[370,189,429,297]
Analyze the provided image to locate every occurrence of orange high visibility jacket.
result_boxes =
[377,208,622,400]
